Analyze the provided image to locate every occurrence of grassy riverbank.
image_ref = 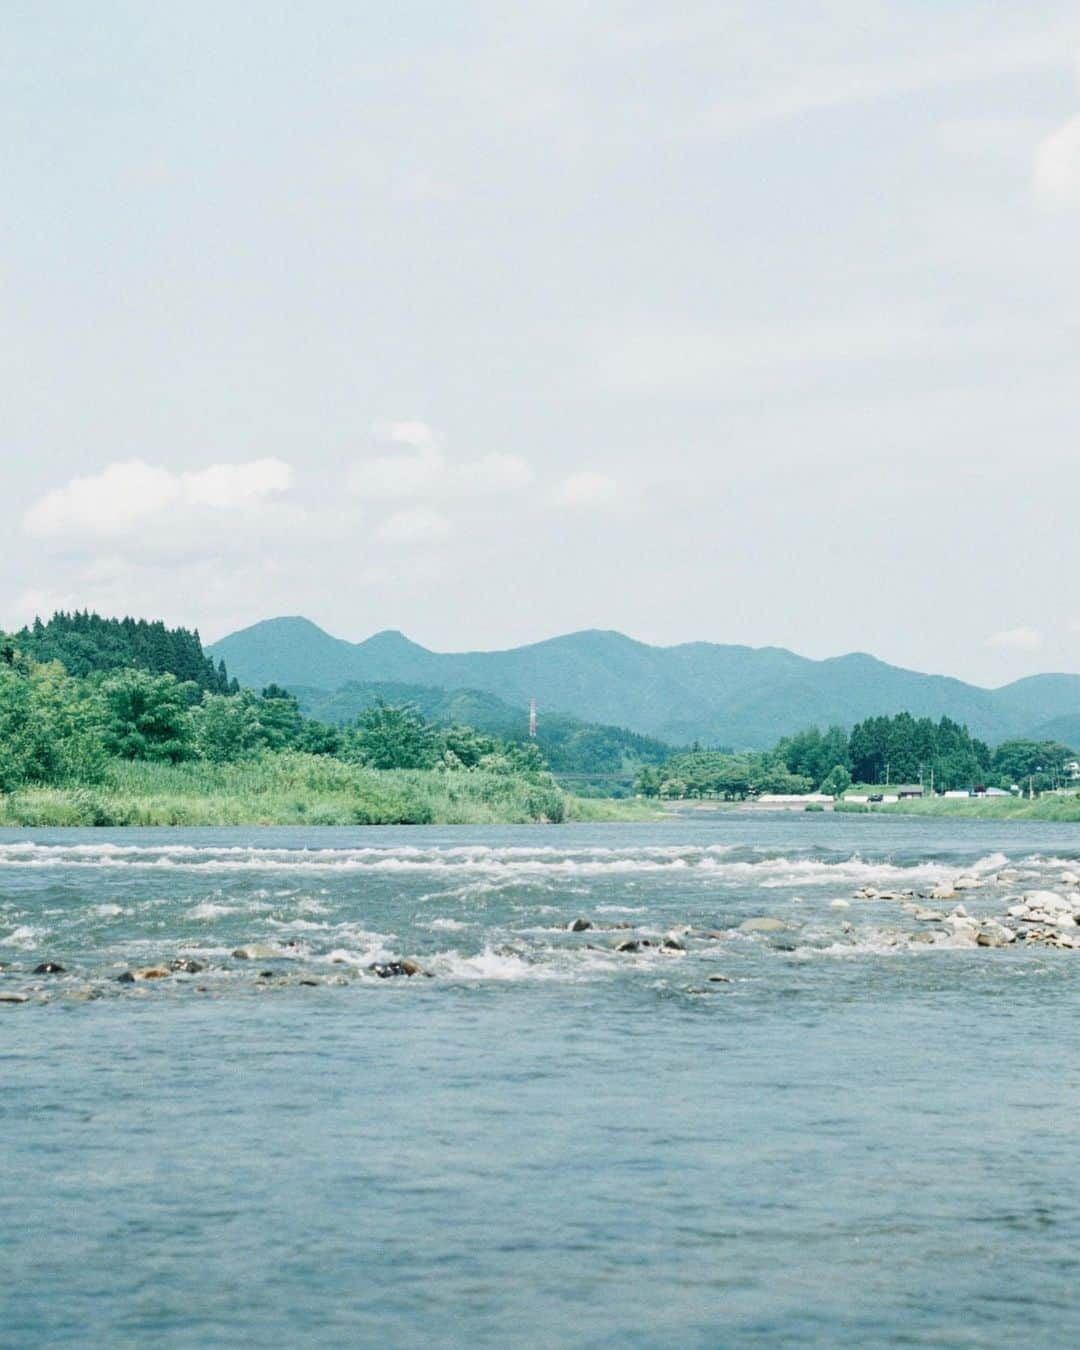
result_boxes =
[0,755,659,827]
[837,794,1080,822]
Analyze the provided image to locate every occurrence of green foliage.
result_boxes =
[16,611,232,692]
[0,659,106,790]
[637,749,812,800]
[295,679,676,777]
[989,739,1074,792]
[819,764,852,798]
[99,670,197,763]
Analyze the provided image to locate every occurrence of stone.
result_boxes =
[369,959,430,978]
[1061,871,1080,886]
[258,970,275,979]
[660,936,686,951]
[954,876,982,891]
[115,971,136,984]
[707,974,732,983]
[33,962,65,975]
[299,978,320,987]
[136,966,171,980]
[568,918,592,932]
[0,992,29,1003]
[912,907,944,922]
[950,905,969,918]
[232,944,278,961]
[830,899,851,909]
[930,886,957,901]
[976,921,1016,948]
[740,917,786,934]
[614,939,641,953]
[170,958,205,974]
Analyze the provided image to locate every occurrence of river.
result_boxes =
[2,815,1079,1346]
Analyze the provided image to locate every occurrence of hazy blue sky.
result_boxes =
[4,2,1080,684]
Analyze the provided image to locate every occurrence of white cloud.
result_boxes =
[24,459,292,539]
[553,471,618,509]
[985,625,1043,651]
[452,453,535,496]
[381,419,440,451]
[1034,114,1080,204]
[351,447,443,500]
[350,423,533,505]
[375,507,451,542]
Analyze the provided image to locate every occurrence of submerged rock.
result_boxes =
[740,917,786,934]
[708,974,732,983]
[0,991,29,1003]
[232,944,279,961]
[33,962,65,975]
[568,918,592,932]
[660,935,686,951]
[614,939,641,953]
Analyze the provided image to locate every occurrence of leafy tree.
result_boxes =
[991,739,1074,792]
[99,670,196,762]
[194,691,262,763]
[819,764,852,797]
[348,701,442,770]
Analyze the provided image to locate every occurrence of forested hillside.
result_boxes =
[14,612,233,693]
[294,680,675,775]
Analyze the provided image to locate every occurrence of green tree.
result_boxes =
[819,764,852,797]
[100,670,195,762]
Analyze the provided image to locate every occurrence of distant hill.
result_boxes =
[208,616,1080,748]
[293,680,677,776]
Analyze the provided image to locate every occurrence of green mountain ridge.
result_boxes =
[208,617,1080,748]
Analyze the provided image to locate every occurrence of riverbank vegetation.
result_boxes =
[637,712,1077,802]
[0,618,654,825]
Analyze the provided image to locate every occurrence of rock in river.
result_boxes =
[740,917,786,934]
[568,918,592,932]
[232,944,279,961]
[33,962,66,975]
[369,959,431,978]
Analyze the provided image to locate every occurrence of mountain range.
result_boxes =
[207,617,1080,749]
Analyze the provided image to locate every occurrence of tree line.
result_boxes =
[635,712,1076,799]
[0,648,548,794]
[14,612,234,693]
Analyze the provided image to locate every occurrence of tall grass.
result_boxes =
[0,753,658,827]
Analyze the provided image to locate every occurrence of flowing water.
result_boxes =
[2,815,1079,1347]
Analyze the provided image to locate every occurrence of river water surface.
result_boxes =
[3,815,1079,1346]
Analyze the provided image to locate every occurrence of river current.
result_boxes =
[3,814,1079,1347]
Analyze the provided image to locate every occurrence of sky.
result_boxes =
[4,1,1080,686]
